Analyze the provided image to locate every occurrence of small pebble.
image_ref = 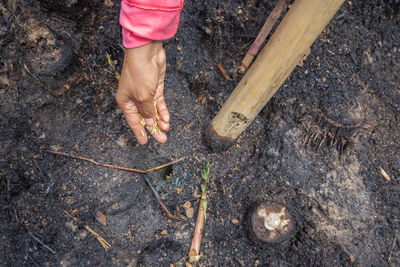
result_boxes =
[185,207,194,219]
[161,230,168,235]
[95,210,107,226]
[117,135,127,148]
[65,221,78,232]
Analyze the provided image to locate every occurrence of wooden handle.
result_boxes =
[206,0,345,150]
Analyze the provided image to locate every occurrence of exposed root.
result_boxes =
[302,110,364,157]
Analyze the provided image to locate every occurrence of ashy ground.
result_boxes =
[1,0,399,266]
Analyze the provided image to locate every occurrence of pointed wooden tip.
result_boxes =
[240,53,255,71]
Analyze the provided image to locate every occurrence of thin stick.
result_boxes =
[23,63,42,83]
[62,212,110,251]
[286,184,329,218]
[50,150,187,221]
[28,231,56,255]
[144,177,187,221]
[145,158,186,173]
[388,235,396,264]
[47,150,186,174]
[217,64,230,80]
[240,0,287,71]
[27,254,40,267]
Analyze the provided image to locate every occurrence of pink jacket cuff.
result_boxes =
[120,0,184,48]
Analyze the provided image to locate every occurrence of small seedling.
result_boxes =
[188,162,211,263]
[200,162,210,219]
[106,52,121,80]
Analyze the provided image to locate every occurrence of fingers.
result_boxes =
[133,94,169,143]
[155,96,170,132]
[139,114,167,143]
[117,98,148,145]
[135,96,169,143]
[118,98,168,144]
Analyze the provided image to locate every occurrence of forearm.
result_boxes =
[117,0,183,144]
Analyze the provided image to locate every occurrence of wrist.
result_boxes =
[126,40,163,60]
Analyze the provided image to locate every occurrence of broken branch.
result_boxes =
[47,150,186,174]
[144,177,187,221]
[27,230,56,255]
[50,150,187,221]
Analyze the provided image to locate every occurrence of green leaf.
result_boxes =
[189,255,201,263]
[106,52,112,66]
[201,171,207,181]
[200,183,206,193]
[201,162,210,181]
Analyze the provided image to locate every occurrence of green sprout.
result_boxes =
[106,52,120,80]
[200,162,210,219]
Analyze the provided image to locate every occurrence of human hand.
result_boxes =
[116,41,170,144]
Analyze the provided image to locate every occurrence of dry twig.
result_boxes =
[240,0,287,71]
[27,254,40,267]
[50,150,187,221]
[144,177,187,221]
[27,230,56,255]
[217,64,230,80]
[388,235,397,264]
[63,211,110,251]
[47,150,186,174]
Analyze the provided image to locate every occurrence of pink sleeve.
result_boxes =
[120,0,184,48]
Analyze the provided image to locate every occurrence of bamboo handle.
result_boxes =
[206,0,345,150]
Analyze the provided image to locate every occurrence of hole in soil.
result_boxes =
[163,165,173,180]
[146,156,175,185]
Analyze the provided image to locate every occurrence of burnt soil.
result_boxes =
[1,0,399,266]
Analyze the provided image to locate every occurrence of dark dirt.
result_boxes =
[1,0,399,266]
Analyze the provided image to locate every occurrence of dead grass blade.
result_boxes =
[379,167,391,181]
[85,225,111,251]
